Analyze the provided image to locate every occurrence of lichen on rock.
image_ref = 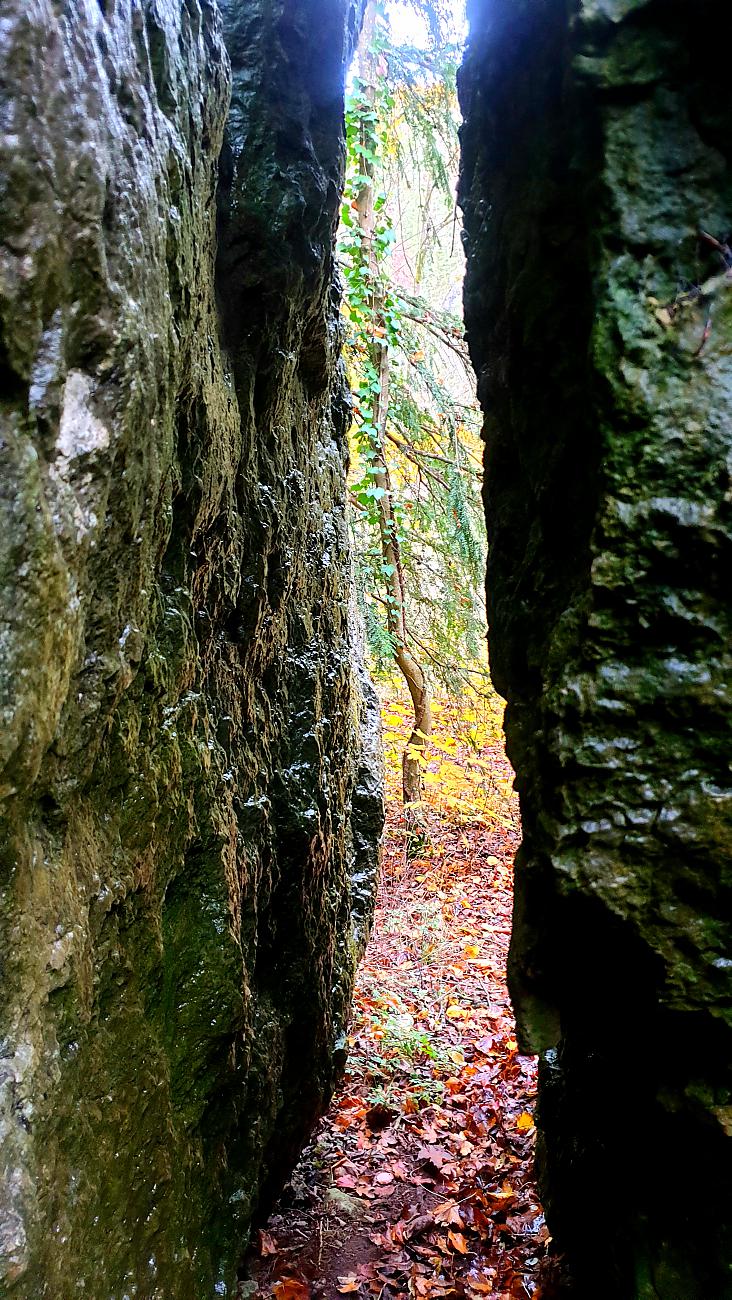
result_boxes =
[0,1,381,1296]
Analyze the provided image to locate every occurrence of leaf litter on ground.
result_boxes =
[240,691,563,1300]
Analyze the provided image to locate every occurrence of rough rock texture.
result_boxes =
[459,1,732,1295]
[0,2,380,1296]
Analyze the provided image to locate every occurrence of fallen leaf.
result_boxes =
[434,1200,463,1227]
[417,1144,450,1170]
[474,1036,495,1055]
[272,1279,311,1300]
[404,1212,437,1239]
[250,692,544,1298]
[447,1230,470,1255]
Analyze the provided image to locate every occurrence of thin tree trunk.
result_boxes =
[354,3,432,828]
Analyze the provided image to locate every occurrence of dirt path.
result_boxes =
[240,701,558,1300]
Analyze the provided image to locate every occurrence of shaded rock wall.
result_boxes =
[459,1,732,1294]
[0,1,379,1296]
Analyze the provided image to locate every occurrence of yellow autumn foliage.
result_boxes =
[379,682,519,831]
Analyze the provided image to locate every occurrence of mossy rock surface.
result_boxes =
[0,2,381,1296]
[459,1,732,1294]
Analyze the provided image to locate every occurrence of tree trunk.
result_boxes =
[354,2,432,829]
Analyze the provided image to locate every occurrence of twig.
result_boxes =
[388,428,482,477]
[385,432,448,488]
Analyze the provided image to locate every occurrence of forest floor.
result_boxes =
[240,693,560,1300]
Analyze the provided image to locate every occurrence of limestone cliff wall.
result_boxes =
[0,2,380,1296]
[460,1,732,1294]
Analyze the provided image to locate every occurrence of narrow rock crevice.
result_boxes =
[2,1,731,1295]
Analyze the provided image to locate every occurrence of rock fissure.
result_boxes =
[1,0,731,1296]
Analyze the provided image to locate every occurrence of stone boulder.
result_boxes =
[460,1,732,1293]
[0,1,381,1295]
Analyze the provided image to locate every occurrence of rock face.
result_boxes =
[460,1,732,1294]
[0,2,380,1296]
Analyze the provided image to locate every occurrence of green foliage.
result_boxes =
[340,6,487,695]
[361,992,450,1106]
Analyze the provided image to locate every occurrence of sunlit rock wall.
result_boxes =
[0,1,380,1296]
[459,1,732,1294]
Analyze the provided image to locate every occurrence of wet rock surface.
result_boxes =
[459,1,732,1295]
[0,2,380,1296]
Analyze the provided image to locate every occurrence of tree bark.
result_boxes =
[354,2,432,824]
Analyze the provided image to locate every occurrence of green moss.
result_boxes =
[0,2,381,1296]
[461,0,732,1291]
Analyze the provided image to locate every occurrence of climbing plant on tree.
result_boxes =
[340,0,485,824]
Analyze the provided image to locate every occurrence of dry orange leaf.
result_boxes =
[272,1279,311,1300]
[448,1230,470,1255]
[434,1200,463,1227]
[516,1112,535,1132]
[333,1108,367,1130]
[336,1277,361,1294]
